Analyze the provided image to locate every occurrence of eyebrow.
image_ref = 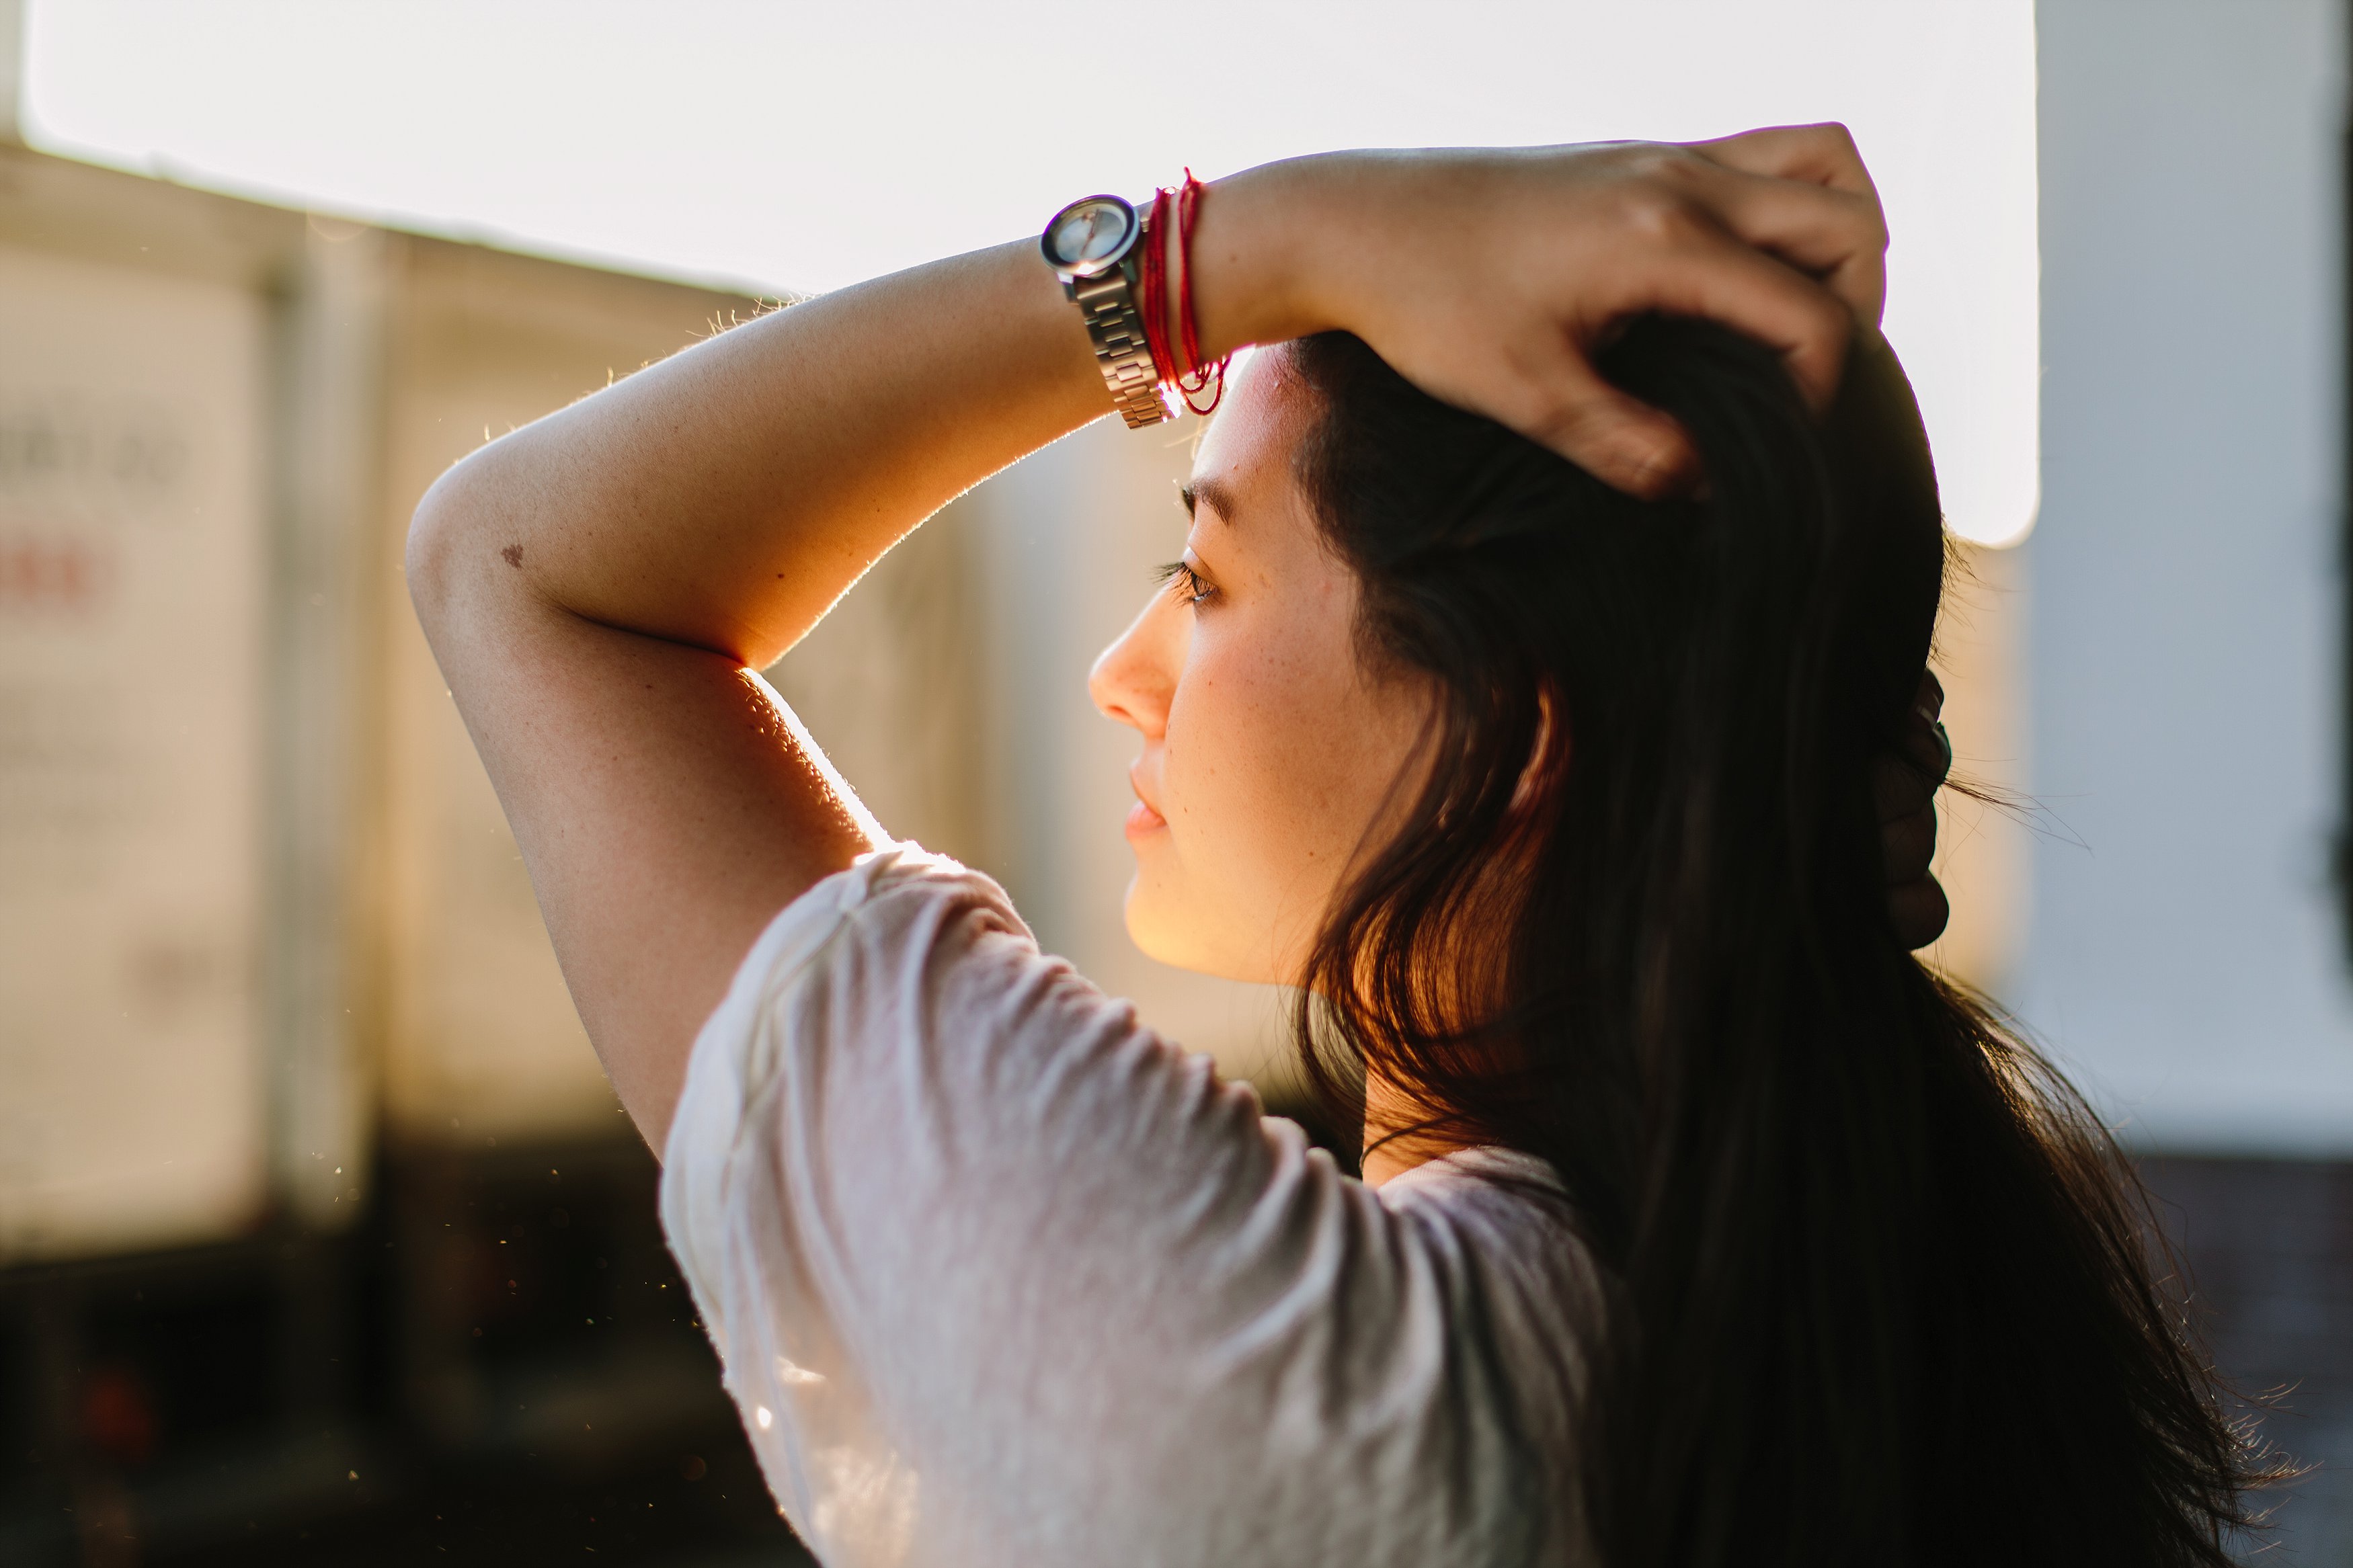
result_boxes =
[1179,475,1240,522]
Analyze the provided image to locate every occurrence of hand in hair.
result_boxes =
[1879,670,1951,948]
[1202,124,1888,498]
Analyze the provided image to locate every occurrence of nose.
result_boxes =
[1088,589,1185,737]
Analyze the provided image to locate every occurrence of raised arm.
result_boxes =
[405,129,1889,1149]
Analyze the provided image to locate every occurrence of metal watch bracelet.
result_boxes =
[1069,269,1166,428]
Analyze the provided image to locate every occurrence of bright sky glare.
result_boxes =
[23,0,2038,545]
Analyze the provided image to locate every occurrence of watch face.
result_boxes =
[1043,196,1136,277]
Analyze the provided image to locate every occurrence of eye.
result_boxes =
[1154,559,1218,608]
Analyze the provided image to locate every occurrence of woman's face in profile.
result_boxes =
[1088,351,1433,985]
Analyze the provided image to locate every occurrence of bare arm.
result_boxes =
[403,239,1130,1145]
[406,131,1890,1149]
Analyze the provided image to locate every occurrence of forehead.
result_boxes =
[1187,347,1309,518]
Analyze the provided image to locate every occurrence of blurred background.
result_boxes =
[0,0,2342,1560]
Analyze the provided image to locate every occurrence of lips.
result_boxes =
[1125,765,1168,837]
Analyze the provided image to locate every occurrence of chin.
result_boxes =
[1121,876,1201,969]
[1122,876,1288,986]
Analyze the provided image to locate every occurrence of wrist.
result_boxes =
[1186,158,1349,360]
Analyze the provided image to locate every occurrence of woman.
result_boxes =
[407,130,2260,1565]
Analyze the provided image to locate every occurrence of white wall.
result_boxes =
[2025,0,2353,1151]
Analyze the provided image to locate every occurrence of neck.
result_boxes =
[1358,1067,1474,1187]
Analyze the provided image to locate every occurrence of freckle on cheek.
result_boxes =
[500,544,524,569]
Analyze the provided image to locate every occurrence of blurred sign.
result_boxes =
[0,241,268,1259]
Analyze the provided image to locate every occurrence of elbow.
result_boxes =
[403,451,499,638]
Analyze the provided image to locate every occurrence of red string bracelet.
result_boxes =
[1138,184,1181,415]
[1171,169,1228,415]
[1137,170,1230,418]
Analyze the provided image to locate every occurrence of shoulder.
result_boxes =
[665,841,1045,1122]
[1380,1147,1611,1346]
[1382,1153,1610,1450]
[732,839,1033,991]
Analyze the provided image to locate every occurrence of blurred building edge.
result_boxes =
[0,0,21,155]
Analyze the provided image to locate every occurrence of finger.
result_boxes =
[1628,225,1856,411]
[1712,179,1885,329]
[1889,876,1951,951]
[1687,126,1888,327]
[1503,348,1702,498]
[1675,159,1886,329]
[1689,122,1881,206]
[1515,233,1850,477]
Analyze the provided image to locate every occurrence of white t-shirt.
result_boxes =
[660,845,1603,1568]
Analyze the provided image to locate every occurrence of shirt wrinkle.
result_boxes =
[660,843,1599,1568]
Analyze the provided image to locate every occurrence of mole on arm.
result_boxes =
[500,544,524,569]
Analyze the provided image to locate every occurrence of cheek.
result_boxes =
[1161,610,1417,956]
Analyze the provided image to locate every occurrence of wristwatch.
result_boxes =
[1041,194,1167,428]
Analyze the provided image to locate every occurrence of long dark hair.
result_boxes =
[1284,321,2264,1566]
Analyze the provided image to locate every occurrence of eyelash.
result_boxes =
[1156,560,1217,607]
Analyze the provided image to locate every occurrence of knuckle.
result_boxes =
[1632,145,1700,181]
[1647,150,1718,202]
[1782,120,1861,163]
[1615,184,1706,245]
[1609,146,1714,206]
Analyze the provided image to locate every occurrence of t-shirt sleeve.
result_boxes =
[658,845,1580,1568]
